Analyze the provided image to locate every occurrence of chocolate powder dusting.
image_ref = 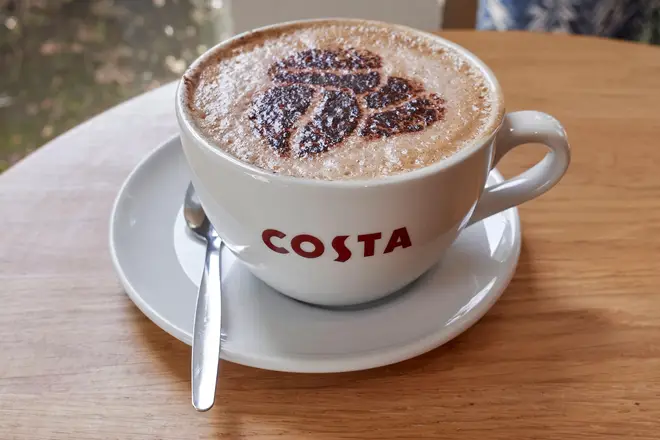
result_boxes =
[298,90,360,156]
[248,84,315,154]
[365,77,419,109]
[250,48,447,156]
[361,95,446,139]
[272,48,382,71]
[272,71,380,94]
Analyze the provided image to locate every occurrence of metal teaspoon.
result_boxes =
[183,182,222,411]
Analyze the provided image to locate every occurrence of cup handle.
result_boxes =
[467,111,571,226]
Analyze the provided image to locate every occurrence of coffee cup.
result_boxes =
[176,19,570,306]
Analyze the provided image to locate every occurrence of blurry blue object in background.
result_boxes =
[477,0,660,44]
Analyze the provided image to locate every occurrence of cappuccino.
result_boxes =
[183,20,502,180]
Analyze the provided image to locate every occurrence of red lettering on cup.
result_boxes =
[384,227,412,254]
[357,232,382,257]
[262,229,289,254]
[261,227,412,260]
[291,234,325,259]
[331,235,351,262]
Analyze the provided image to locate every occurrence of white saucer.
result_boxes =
[109,136,521,373]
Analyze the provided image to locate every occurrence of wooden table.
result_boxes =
[1,31,659,439]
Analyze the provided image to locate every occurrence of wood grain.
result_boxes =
[1,32,659,439]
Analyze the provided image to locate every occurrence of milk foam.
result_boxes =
[184,20,503,180]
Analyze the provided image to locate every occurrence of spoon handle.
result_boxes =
[191,234,222,411]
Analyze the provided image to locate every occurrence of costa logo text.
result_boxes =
[261,227,412,262]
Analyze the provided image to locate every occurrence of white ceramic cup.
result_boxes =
[176,20,570,307]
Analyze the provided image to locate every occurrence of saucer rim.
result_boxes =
[109,135,521,373]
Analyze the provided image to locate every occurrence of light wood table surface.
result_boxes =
[1,31,659,439]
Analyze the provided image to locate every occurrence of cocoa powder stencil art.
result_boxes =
[248,48,447,158]
[186,21,499,180]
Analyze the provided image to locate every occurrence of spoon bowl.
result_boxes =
[184,183,211,240]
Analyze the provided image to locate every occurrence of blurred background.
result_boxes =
[1,0,657,172]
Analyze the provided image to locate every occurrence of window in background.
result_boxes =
[0,0,230,172]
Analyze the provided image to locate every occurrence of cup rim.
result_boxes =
[176,18,505,188]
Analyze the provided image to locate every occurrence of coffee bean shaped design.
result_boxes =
[249,48,446,157]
